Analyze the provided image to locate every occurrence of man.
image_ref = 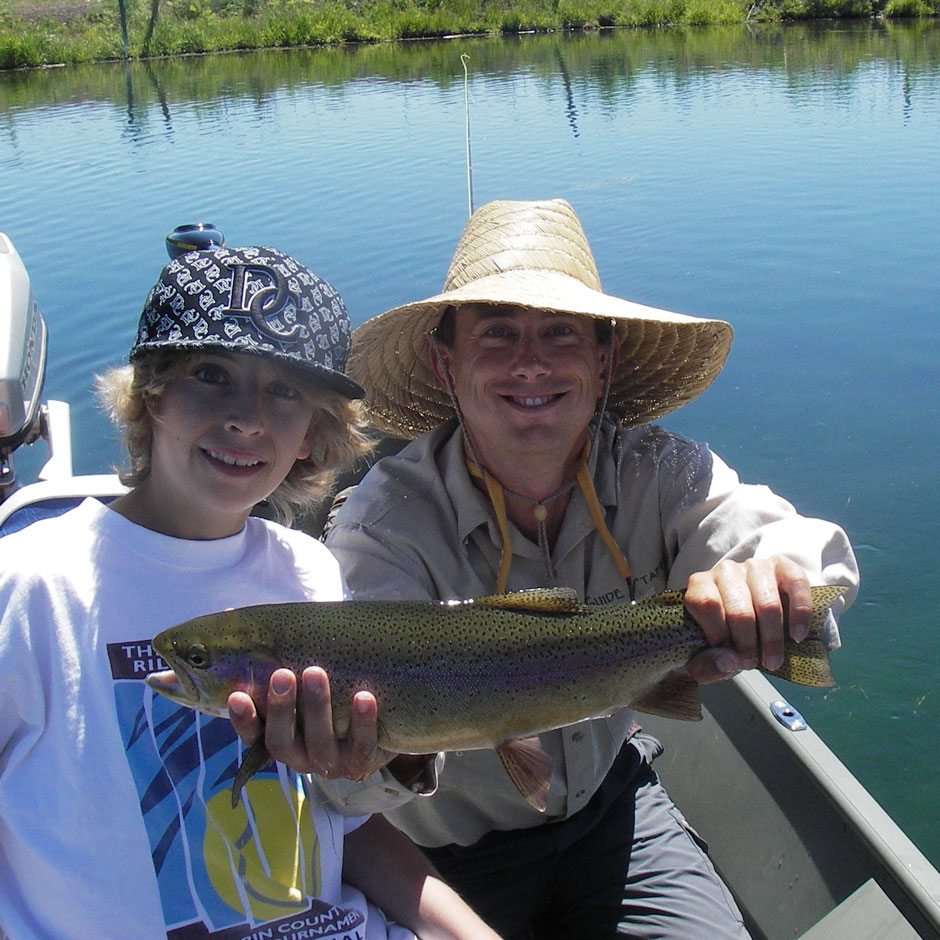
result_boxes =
[230,199,859,939]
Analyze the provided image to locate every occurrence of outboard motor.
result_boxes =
[0,233,47,498]
[165,222,225,259]
[0,223,225,503]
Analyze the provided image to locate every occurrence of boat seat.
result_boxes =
[0,496,99,538]
[798,878,921,940]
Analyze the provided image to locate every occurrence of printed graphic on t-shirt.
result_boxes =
[108,639,367,940]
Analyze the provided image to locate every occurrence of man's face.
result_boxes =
[432,304,615,467]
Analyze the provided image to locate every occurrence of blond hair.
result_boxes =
[96,350,374,526]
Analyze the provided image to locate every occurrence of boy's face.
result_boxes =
[140,350,320,539]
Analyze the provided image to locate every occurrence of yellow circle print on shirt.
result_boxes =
[203,778,322,919]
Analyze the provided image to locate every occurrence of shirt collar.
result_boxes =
[435,414,625,561]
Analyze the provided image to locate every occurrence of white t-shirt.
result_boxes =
[0,498,414,940]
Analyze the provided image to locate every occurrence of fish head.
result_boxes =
[145,609,279,717]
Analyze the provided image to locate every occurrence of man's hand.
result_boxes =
[227,666,395,781]
[684,556,813,685]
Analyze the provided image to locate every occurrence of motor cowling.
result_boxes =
[0,234,47,461]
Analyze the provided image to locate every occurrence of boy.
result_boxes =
[0,245,501,940]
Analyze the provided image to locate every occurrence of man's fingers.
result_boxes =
[778,564,813,643]
[297,670,390,779]
[687,563,760,668]
[746,563,785,672]
[686,647,743,685]
[684,570,730,646]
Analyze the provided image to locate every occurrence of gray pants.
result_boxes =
[422,742,750,940]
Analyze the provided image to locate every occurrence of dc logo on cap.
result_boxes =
[224,262,303,342]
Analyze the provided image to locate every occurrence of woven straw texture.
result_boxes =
[348,199,733,438]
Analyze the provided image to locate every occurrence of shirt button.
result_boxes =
[571,731,584,742]
[575,789,586,799]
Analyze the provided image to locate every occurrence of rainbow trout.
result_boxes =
[146,585,847,810]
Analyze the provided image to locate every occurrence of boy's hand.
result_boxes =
[227,667,395,781]
[683,555,813,685]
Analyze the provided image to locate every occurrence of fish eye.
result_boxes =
[184,644,211,669]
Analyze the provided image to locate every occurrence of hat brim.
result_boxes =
[348,270,732,438]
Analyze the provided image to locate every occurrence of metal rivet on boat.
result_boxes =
[770,699,808,732]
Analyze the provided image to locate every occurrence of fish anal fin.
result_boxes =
[629,669,703,721]
[496,737,553,813]
[475,588,585,615]
[232,735,274,809]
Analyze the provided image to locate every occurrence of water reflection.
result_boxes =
[2,22,939,132]
[554,42,581,138]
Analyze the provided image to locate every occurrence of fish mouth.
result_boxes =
[145,668,228,717]
[146,668,193,704]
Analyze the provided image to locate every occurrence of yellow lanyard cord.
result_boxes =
[475,464,514,594]
[467,439,631,593]
[576,453,632,582]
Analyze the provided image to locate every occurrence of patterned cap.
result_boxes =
[132,246,364,399]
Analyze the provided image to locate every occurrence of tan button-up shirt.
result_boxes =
[320,416,858,847]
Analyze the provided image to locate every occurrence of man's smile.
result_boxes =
[503,393,564,408]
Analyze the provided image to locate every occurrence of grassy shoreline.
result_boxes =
[1,0,937,69]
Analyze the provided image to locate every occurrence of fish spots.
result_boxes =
[150,586,846,769]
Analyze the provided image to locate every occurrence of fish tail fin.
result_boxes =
[768,631,836,688]
[496,737,554,813]
[231,735,274,809]
[766,585,848,689]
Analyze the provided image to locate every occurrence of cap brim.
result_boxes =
[131,340,365,400]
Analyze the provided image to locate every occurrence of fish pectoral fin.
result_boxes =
[476,588,585,615]
[629,670,703,721]
[496,737,553,813]
[231,734,274,809]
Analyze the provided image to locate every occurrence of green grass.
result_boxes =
[0,0,937,68]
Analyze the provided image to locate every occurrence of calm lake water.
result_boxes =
[2,22,938,865]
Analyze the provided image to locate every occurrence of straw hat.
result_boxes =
[348,198,733,437]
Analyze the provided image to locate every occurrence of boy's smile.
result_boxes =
[114,350,319,539]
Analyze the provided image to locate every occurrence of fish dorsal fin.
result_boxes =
[634,590,686,609]
[496,737,554,813]
[474,588,585,614]
[629,669,703,722]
